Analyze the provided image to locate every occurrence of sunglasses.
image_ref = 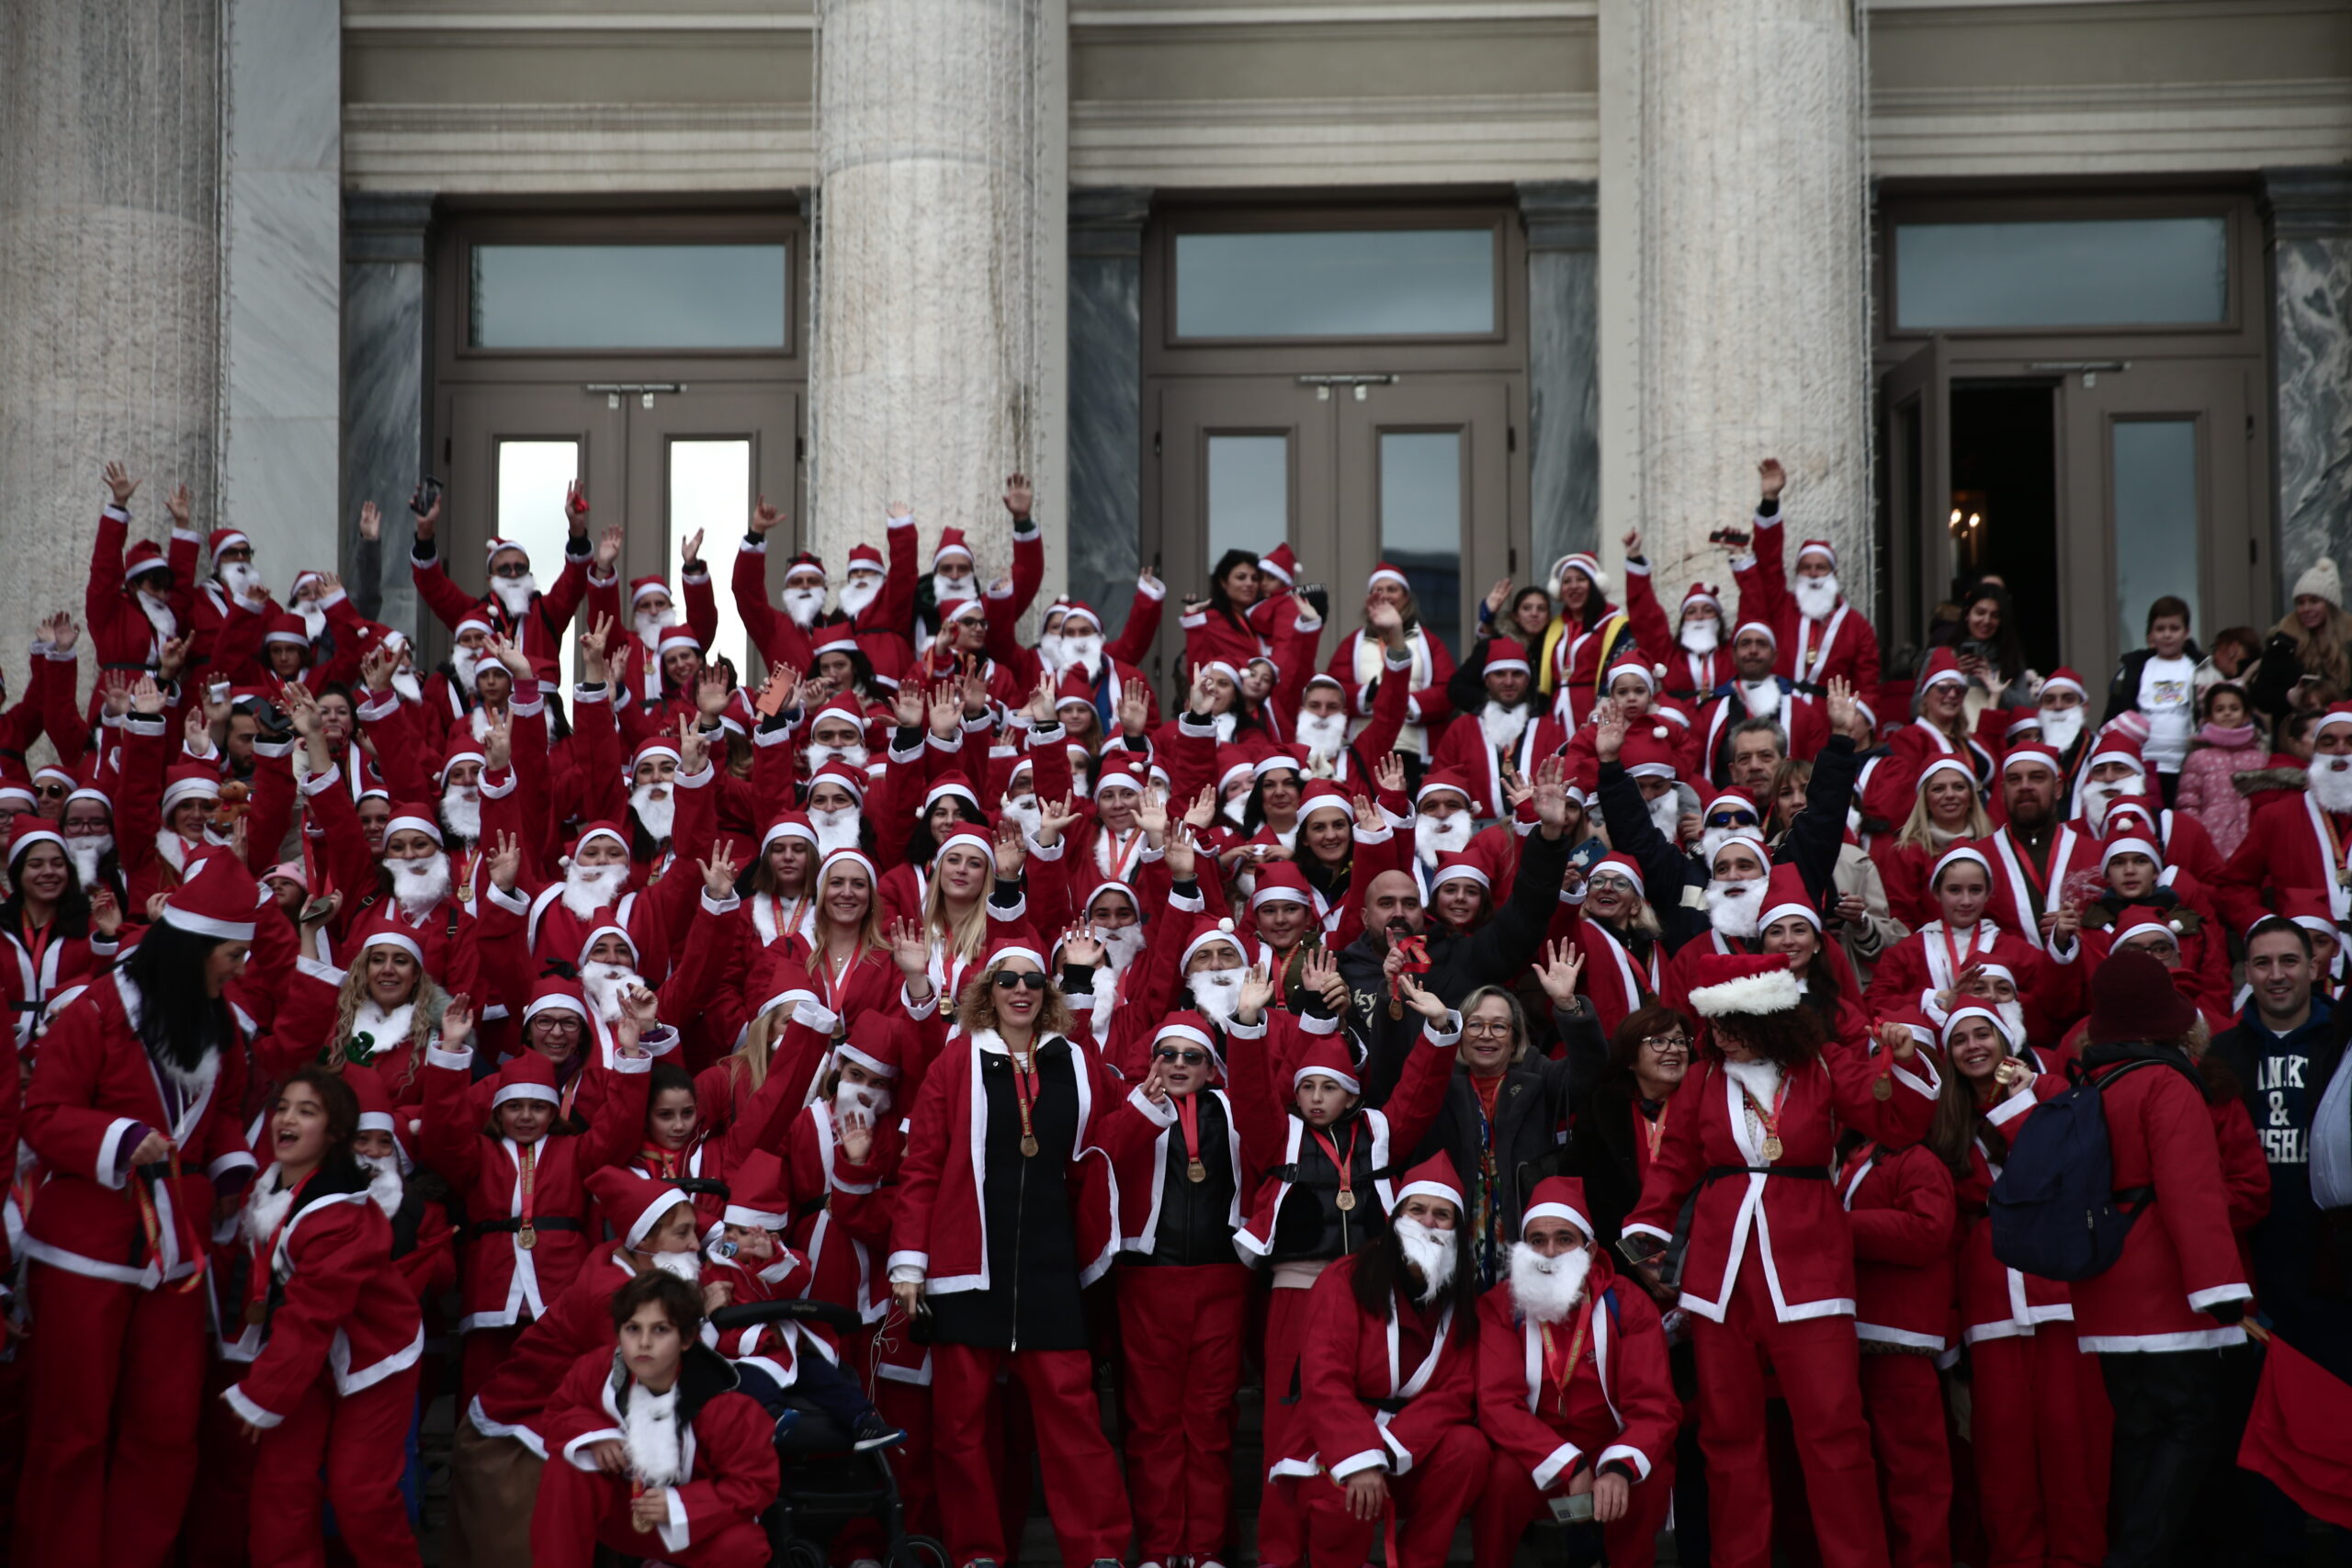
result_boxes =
[992,970,1048,991]
[1705,811,1757,829]
[491,561,531,580]
[1153,1046,1210,1066]
[32,784,67,799]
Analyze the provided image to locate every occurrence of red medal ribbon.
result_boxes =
[244,1169,315,1320]
[1308,1119,1361,1209]
[1540,1293,1596,1406]
[1175,1094,1204,1169]
[1741,1077,1792,1157]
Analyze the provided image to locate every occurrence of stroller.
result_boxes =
[707,1298,949,1568]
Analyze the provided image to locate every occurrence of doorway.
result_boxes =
[1949,383,2059,675]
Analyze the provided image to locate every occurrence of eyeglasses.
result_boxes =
[992,971,1048,991]
[1463,1022,1516,1040]
[1586,874,1637,896]
[1642,1034,1690,1054]
[535,1016,585,1035]
[1153,1046,1210,1065]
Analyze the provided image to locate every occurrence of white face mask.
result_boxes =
[491,573,537,615]
[1508,1240,1592,1324]
[1680,615,1722,656]
[647,1247,701,1283]
[782,582,828,627]
[1792,572,1840,620]
[1394,1215,1456,1303]
[838,572,883,617]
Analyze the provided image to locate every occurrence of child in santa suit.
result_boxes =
[15,851,268,1568]
[1274,1155,1489,1568]
[417,991,650,1402]
[221,1067,424,1568]
[345,1066,457,1306]
[1473,1177,1679,1568]
[531,1270,780,1568]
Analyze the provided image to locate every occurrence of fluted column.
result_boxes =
[1603,0,1871,608]
[809,0,1061,601]
[0,0,224,699]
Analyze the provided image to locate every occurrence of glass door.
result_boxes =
[1877,336,1950,668]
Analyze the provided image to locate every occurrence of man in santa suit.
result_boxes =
[590,549,719,697]
[1472,1177,1679,1568]
[84,462,198,691]
[1978,742,2098,956]
[2066,729,2226,890]
[2216,703,2352,936]
[1620,524,1730,702]
[2030,666,2096,790]
[188,522,277,679]
[1275,1156,1490,1568]
[532,1271,781,1568]
[737,494,922,668]
[987,579,1166,728]
[1563,852,1667,1037]
[1693,622,1828,787]
[1429,637,1568,820]
[1729,456,1882,694]
[1324,576,1457,772]
[408,480,604,664]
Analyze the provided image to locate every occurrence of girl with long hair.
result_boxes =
[0,816,121,1051]
[773,847,901,1025]
[1871,756,1992,929]
[1864,846,2077,1040]
[1183,547,1273,671]
[265,929,454,1101]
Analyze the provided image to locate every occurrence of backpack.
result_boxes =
[1987,1058,2161,1282]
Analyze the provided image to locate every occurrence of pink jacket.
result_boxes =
[2174,726,2267,860]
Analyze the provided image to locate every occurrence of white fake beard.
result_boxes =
[783,584,828,628]
[633,607,677,649]
[1000,794,1044,842]
[490,573,537,616]
[1395,1216,1457,1304]
[624,1382,685,1488]
[838,573,882,618]
[1191,964,1248,1027]
[220,561,262,600]
[1793,573,1841,621]
[441,784,481,843]
[1059,634,1105,677]
[560,862,629,920]
[1509,1241,1592,1325]
[1738,679,1781,719]
[834,1080,888,1124]
[1221,793,1250,828]
[357,1152,405,1216]
[388,852,453,919]
[648,1248,700,1285]
[390,668,423,705]
[631,784,675,842]
[808,805,862,857]
[1098,923,1146,976]
[1297,710,1350,761]
[1680,616,1722,657]
[2313,756,2352,815]
[931,570,973,607]
[1479,701,1529,753]
[1704,877,1762,940]
[296,599,328,640]
[804,743,868,774]
[67,835,112,888]
[2081,779,2132,830]
[450,645,484,694]
[137,590,177,646]
[2039,706,2085,754]
[1036,633,1067,673]
[1648,791,1685,845]
[1416,812,1474,868]
[1996,999,2028,1043]
[582,961,644,1024]
[243,1165,300,1252]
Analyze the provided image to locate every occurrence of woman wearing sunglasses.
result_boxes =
[888,929,1132,1568]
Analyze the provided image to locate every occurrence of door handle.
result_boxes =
[585,382,687,410]
[1295,373,1397,402]
[2027,361,2128,389]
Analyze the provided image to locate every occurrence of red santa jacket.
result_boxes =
[1429,703,1571,821]
[1952,1050,2079,1344]
[1272,1251,1476,1483]
[1863,720,1996,830]
[220,1161,424,1429]
[1325,624,1458,750]
[0,914,119,1052]
[1692,684,1829,788]
[1098,1083,1257,1258]
[537,1343,781,1555]
[2215,790,2352,940]
[1838,1139,1959,1353]
[1863,919,2081,1044]
[783,1094,905,1330]
[1621,1043,1939,1325]
[84,502,198,683]
[411,534,593,665]
[1566,911,1665,1041]
[20,969,259,1287]
[469,1247,637,1450]
[1474,1254,1679,1490]
[1732,512,1883,694]
[1975,821,2099,957]
[1623,558,1728,702]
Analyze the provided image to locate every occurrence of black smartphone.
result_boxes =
[410,476,445,516]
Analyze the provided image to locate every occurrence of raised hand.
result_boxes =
[1002,473,1034,519]
[357,501,382,542]
[1134,787,1170,841]
[281,682,321,739]
[183,702,213,754]
[1238,960,1276,1021]
[1163,824,1196,883]
[1374,752,1406,798]
[1485,577,1512,616]
[488,829,522,892]
[992,819,1025,879]
[1824,674,1857,738]
[1758,457,1785,501]
[1366,600,1405,640]
[927,681,960,739]
[101,670,133,718]
[1182,784,1218,832]
[89,886,122,938]
[360,644,396,695]
[1186,662,1218,716]
[1028,671,1057,726]
[131,674,165,717]
[1591,699,1627,762]
[1116,683,1149,739]
[1059,921,1104,968]
[1534,938,1586,1009]
[156,633,190,682]
[578,616,612,685]
[700,839,738,896]
[43,612,79,653]
[750,496,785,536]
[440,992,477,1051]
[594,524,623,570]
[1500,761,1533,815]
[697,663,732,718]
[1877,1019,1919,1063]
[410,480,443,540]
[682,527,705,565]
[563,479,590,531]
[1623,525,1643,558]
[890,679,927,730]
[1397,971,1449,1023]
[1037,793,1081,846]
[482,712,512,773]
[959,660,990,717]
[888,916,932,980]
[618,983,661,1041]
[1352,794,1382,834]
[104,461,141,507]
[1532,754,1572,831]
[1302,948,1350,1014]
[886,500,911,525]
[675,714,707,776]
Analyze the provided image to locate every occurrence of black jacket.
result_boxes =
[2102,643,2205,729]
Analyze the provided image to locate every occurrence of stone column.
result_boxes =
[2262,167,2352,602]
[344,194,436,638]
[1519,182,1600,586]
[1602,0,1871,609]
[0,0,223,702]
[1067,186,1151,625]
[809,0,1062,609]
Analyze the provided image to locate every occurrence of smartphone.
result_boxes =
[753,668,794,718]
[1550,1492,1596,1524]
[1568,837,1609,873]
[410,476,444,516]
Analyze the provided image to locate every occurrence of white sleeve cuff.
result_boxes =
[561,1427,627,1472]
[1328,1448,1390,1481]
[95,1116,141,1189]
[426,1045,474,1072]
[886,1252,928,1280]
[294,955,346,987]
[1532,1439,1584,1491]
[2188,1283,2252,1311]
[792,998,841,1035]
[221,1384,283,1430]
[1597,1442,1655,1483]
[1422,1010,1464,1047]
[482,880,529,915]
[1126,1086,1179,1127]
[1984,1085,2037,1128]
[610,1050,655,1075]
[699,888,741,916]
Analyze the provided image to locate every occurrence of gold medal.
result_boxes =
[2338,867,2350,888]
[1335,1190,1357,1212]
[457,881,472,904]
[1019,1134,1039,1158]
[1187,1158,1207,1183]
[1872,1074,1893,1101]
[1760,1134,1783,1162]
[517,1224,537,1250]
[243,1300,267,1327]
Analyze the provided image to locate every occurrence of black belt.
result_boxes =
[469,1216,583,1239]
[1657,1164,1831,1292]
[100,660,153,671]
[673,1178,731,1201]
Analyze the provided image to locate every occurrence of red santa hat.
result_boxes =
[781,550,827,584]
[159,848,261,942]
[440,739,488,784]
[1917,648,1967,692]
[6,814,65,868]
[628,574,671,607]
[1999,709,2042,742]
[1053,669,1099,716]
[207,526,252,560]
[936,595,985,629]
[1095,757,1149,798]
[1734,620,1780,650]
[1214,745,1258,798]
[922,773,982,817]
[1601,645,1660,693]
[2313,702,2352,740]
[812,626,861,661]
[2039,668,2088,702]
[2085,732,2147,774]
[1484,637,1532,677]
[566,820,629,862]
[759,811,819,855]
[1755,863,1820,933]
[1391,1153,1466,1216]
[1250,860,1316,909]
[522,976,590,1027]
[381,802,444,847]
[844,542,885,575]
[351,926,426,967]
[123,538,171,585]
[1430,852,1490,893]
[1916,755,1976,794]
[2109,904,2186,952]
[936,828,999,871]
[1298,780,1353,821]
[1942,1003,2019,1053]
[1930,844,1994,889]
[1058,601,1104,635]
[1367,562,1410,593]
[2099,835,2162,874]
[1685,952,1804,1019]
[2104,796,2162,840]
[1521,1175,1594,1238]
[1291,1032,1362,1096]
[484,537,528,568]
[1415,769,1476,810]
[1549,551,1608,598]
[1178,915,1245,970]
[933,527,974,567]
[835,1010,906,1081]
[577,923,639,971]
[262,612,309,649]
[0,784,32,814]
[656,628,701,658]
[1617,730,1681,781]
[1680,581,1724,617]
[816,846,879,890]
[1708,833,1770,874]
[343,1065,411,1168]
[1254,744,1310,780]
[587,1166,691,1252]
[1590,852,1646,897]
[2001,742,2064,778]
[808,761,868,802]
[1259,543,1300,585]
[491,1049,563,1113]
[453,612,495,640]
[630,736,683,775]
[978,929,1049,977]
[1796,539,1838,570]
[160,762,222,817]
[1700,788,1760,823]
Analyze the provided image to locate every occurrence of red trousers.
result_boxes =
[1256,1281,1317,1566]
[835,1325,937,1557]
[250,1364,423,1568]
[1473,1443,1675,1568]
[1289,1424,1489,1568]
[186,1359,260,1568]
[1117,1262,1251,1561]
[1690,1249,1889,1568]
[931,1342,1129,1566]
[1860,1354,1950,1568]
[1970,1327,2112,1568]
[12,1261,208,1568]
[529,1455,769,1568]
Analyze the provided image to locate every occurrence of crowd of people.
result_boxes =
[2,451,2346,1568]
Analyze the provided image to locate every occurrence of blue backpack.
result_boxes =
[1987,1058,2161,1282]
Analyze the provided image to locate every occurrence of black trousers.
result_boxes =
[2098,1348,2228,1568]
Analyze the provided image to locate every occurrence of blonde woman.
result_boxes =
[1870,756,1990,930]
[914,821,1031,1006]
[263,929,456,1097]
[2250,557,2352,717]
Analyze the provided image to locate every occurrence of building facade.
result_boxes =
[4,0,2348,688]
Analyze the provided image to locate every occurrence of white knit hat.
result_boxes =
[2293,557,2343,610]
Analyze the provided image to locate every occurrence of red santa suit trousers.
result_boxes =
[1292,1423,1489,1568]
[1859,1354,1950,1568]
[249,1364,424,1568]
[1255,1280,1317,1566]
[1691,1247,1891,1568]
[1116,1261,1252,1561]
[1475,1444,1675,1568]
[931,1343,1128,1567]
[1970,1327,2112,1568]
[528,1458,770,1568]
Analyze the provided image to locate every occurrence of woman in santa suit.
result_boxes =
[1472,1177,1679,1568]
[1864,846,2082,1041]
[1275,1155,1487,1568]
[221,1067,424,1568]
[1926,1004,2110,1568]
[1751,863,1875,1052]
[887,932,1131,1568]
[15,849,269,1568]
[1322,578,1456,784]
[773,847,906,1027]
[1618,952,1941,1568]
[0,814,123,1052]
[1869,755,1991,930]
